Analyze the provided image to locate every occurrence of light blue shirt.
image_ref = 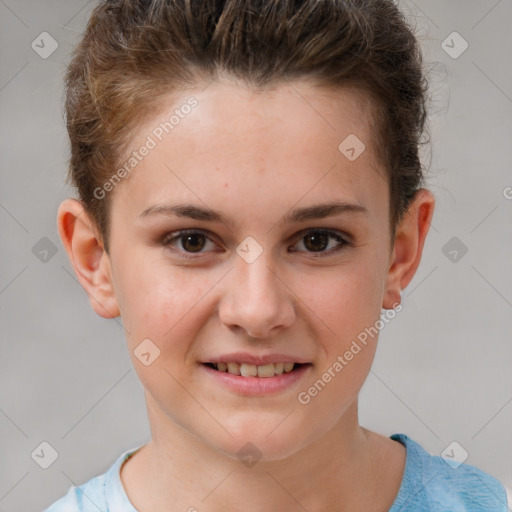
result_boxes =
[43,433,509,511]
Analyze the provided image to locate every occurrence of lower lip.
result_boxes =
[200,363,312,396]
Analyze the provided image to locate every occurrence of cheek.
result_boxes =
[115,253,221,354]
[291,257,385,404]
[293,266,383,420]
[299,259,386,343]
[114,258,211,405]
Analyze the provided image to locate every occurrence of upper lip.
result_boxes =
[203,352,311,366]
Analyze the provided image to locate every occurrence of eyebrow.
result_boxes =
[138,201,368,227]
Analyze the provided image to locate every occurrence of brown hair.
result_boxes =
[64,0,431,254]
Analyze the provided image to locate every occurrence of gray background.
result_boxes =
[1,0,511,510]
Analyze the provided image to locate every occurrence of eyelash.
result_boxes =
[161,228,352,259]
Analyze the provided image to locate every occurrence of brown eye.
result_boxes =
[303,231,330,252]
[180,233,206,252]
[162,229,217,255]
[292,229,349,256]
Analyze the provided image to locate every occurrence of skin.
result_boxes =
[57,77,435,512]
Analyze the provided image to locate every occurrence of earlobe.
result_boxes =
[57,198,120,319]
[382,189,435,309]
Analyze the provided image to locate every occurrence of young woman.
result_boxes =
[45,0,508,510]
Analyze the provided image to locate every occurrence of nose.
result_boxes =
[218,251,296,340]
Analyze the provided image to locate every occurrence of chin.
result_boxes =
[207,415,312,463]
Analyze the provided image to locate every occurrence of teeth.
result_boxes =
[274,362,284,375]
[240,363,258,377]
[226,362,240,375]
[283,362,294,373]
[213,361,298,377]
[257,363,275,378]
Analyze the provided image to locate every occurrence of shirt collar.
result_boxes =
[105,444,145,512]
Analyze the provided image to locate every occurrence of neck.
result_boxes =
[121,397,402,512]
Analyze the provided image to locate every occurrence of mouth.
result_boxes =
[202,361,310,378]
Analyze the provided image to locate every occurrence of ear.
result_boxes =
[57,198,120,318]
[382,188,435,309]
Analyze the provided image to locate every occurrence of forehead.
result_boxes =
[176,78,379,155]
[111,78,388,223]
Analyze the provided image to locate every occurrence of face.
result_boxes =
[106,79,395,460]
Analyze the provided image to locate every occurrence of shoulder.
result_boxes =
[42,445,143,512]
[43,472,107,512]
[389,433,509,512]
